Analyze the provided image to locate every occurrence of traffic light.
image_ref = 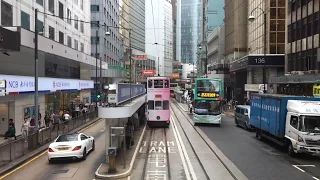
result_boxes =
[97,94,101,99]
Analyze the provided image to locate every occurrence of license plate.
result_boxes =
[57,147,69,151]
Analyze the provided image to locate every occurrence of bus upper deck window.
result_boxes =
[164,80,169,88]
[148,80,153,88]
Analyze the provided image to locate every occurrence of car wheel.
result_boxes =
[82,148,87,160]
[92,141,95,151]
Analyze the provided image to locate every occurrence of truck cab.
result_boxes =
[285,100,320,156]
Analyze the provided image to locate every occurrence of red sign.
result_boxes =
[142,70,155,75]
[134,55,147,59]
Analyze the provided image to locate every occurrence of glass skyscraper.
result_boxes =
[176,0,202,64]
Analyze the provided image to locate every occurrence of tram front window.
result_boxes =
[154,80,163,88]
[194,100,221,115]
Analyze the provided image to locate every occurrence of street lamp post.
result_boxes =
[248,8,267,94]
[198,45,208,78]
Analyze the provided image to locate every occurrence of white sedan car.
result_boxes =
[48,133,95,162]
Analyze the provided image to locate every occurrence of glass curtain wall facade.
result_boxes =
[180,0,202,64]
[128,0,146,52]
[287,0,319,72]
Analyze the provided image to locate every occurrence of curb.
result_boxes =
[95,124,147,179]
[0,118,103,178]
[195,127,248,180]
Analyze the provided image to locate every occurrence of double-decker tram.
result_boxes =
[193,78,223,126]
[146,77,171,127]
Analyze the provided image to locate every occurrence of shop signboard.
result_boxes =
[141,70,155,75]
[245,84,267,92]
[0,74,94,94]
[230,55,285,72]
[117,83,146,103]
[313,84,320,98]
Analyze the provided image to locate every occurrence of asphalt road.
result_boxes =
[1,119,106,180]
[199,114,320,180]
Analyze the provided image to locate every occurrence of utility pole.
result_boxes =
[157,57,160,76]
[95,29,99,108]
[34,9,39,131]
[129,30,132,102]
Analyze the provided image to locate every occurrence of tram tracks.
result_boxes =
[141,128,172,180]
[171,99,238,180]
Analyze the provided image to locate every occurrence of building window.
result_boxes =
[270,44,277,54]
[74,15,78,29]
[1,1,13,26]
[74,0,78,5]
[314,12,319,35]
[80,21,84,33]
[59,2,64,19]
[67,36,72,47]
[74,39,78,50]
[91,5,99,12]
[277,44,285,54]
[80,0,83,10]
[49,26,55,40]
[37,20,44,34]
[49,0,54,13]
[67,9,71,24]
[278,8,285,19]
[91,21,99,27]
[80,43,84,52]
[36,0,43,6]
[59,31,64,44]
[21,11,30,30]
[270,32,277,43]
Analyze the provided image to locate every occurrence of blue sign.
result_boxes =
[108,147,117,156]
[117,84,146,103]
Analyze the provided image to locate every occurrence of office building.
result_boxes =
[145,0,173,77]
[204,0,224,39]
[270,0,320,96]
[0,0,100,135]
[128,0,145,53]
[90,0,126,87]
[176,0,202,64]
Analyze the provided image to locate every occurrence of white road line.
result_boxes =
[292,165,305,172]
[171,116,197,180]
[313,177,320,180]
[171,117,192,180]
[100,128,106,132]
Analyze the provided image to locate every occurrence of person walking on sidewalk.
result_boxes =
[4,119,17,140]
[52,112,60,132]
[125,119,134,150]
[21,118,30,142]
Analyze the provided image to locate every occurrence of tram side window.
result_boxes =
[163,100,169,110]
[155,101,162,110]
[148,100,154,110]
[148,80,153,88]
[154,80,163,88]
[164,80,169,88]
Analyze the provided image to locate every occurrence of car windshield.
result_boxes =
[56,134,79,142]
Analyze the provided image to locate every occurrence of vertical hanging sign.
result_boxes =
[0,80,6,96]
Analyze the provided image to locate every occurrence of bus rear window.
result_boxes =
[148,100,154,110]
[155,101,162,110]
[163,100,169,110]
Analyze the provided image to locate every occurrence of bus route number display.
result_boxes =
[198,92,217,98]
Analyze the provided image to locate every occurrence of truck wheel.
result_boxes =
[288,143,296,157]
[256,131,263,141]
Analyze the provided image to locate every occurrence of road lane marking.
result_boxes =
[313,177,319,180]
[292,165,315,173]
[127,176,131,180]
[0,118,103,180]
[171,116,197,180]
[100,128,106,132]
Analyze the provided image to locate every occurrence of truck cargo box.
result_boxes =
[250,94,319,138]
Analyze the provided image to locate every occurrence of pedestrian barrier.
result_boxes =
[0,110,98,168]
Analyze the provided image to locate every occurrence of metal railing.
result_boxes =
[0,110,98,168]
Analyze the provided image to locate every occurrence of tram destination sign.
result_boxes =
[197,92,219,98]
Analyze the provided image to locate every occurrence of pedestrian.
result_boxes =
[21,118,30,142]
[44,113,51,127]
[4,119,17,140]
[125,119,134,150]
[52,112,60,131]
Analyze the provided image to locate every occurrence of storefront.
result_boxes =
[0,74,93,136]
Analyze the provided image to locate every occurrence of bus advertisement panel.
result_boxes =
[193,78,223,125]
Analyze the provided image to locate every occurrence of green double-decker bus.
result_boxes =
[193,78,223,126]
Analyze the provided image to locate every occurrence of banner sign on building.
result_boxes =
[171,73,179,79]
[0,80,6,96]
[313,84,320,97]
[117,83,146,103]
[0,74,94,94]
[230,55,285,72]
[141,70,155,75]
[245,84,267,92]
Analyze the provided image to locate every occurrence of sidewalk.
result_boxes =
[223,110,235,116]
[0,111,100,175]
[95,124,146,179]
